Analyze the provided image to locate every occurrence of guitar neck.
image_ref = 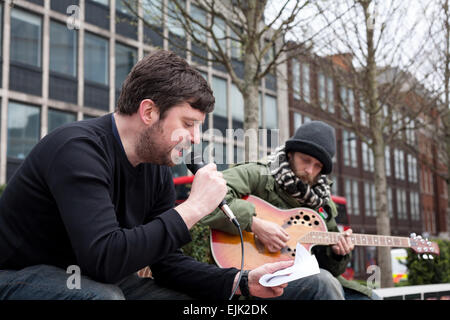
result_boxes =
[300,231,411,248]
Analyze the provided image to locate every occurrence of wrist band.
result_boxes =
[239,270,250,297]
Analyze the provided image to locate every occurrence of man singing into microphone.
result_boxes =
[0,50,335,300]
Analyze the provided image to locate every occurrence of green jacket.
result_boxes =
[200,161,372,298]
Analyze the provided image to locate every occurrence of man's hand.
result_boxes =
[252,217,290,253]
[176,163,227,229]
[331,229,354,256]
[233,260,294,298]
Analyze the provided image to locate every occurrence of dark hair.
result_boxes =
[116,50,215,117]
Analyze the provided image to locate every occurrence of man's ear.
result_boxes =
[138,99,159,125]
[287,151,292,161]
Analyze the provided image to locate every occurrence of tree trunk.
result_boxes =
[373,130,394,288]
[242,82,260,162]
[363,0,394,288]
[241,0,262,162]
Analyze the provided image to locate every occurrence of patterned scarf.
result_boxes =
[267,146,331,210]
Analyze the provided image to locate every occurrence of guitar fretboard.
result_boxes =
[300,231,411,248]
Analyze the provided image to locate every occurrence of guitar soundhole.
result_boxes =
[285,210,323,230]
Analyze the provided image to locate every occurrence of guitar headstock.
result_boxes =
[409,233,440,259]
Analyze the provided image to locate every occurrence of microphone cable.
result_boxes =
[228,218,245,300]
[183,152,245,300]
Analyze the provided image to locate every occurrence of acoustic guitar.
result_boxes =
[210,195,440,270]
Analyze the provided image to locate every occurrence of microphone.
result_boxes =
[185,151,240,228]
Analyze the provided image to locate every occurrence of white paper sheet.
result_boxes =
[259,242,320,287]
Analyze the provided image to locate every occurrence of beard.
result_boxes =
[296,172,320,186]
[288,157,320,186]
[135,120,176,166]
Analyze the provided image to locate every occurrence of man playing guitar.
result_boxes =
[201,121,377,300]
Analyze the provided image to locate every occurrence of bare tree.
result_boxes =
[311,0,437,288]
[422,0,450,239]
[119,0,328,160]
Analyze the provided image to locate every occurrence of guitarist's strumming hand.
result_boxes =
[331,229,355,256]
[252,217,290,253]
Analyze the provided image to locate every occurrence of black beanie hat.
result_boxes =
[285,121,336,174]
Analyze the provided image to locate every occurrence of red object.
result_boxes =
[331,195,346,205]
[173,175,194,185]
[342,267,354,280]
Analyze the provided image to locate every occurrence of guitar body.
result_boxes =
[210,195,328,270]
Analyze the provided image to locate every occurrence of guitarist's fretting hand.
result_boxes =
[331,229,355,256]
[252,217,290,253]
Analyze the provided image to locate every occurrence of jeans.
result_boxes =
[0,265,343,300]
[0,264,192,300]
[254,268,344,300]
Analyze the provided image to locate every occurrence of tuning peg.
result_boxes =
[417,235,422,240]
[417,254,421,260]
[410,233,416,238]
[423,254,428,260]
[429,255,434,260]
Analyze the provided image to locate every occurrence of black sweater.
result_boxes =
[0,114,238,299]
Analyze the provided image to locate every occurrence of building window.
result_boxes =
[167,0,185,38]
[265,95,277,129]
[410,192,420,221]
[392,110,402,135]
[231,83,244,123]
[396,189,407,219]
[7,101,40,159]
[0,4,3,59]
[327,77,334,113]
[318,72,326,110]
[340,87,354,119]
[364,182,376,217]
[292,60,300,100]
[343,130,357,168]
[362,140,374,172]
[50,20,77,77]
[116,0,136,15]
[360,99,368,126]
[115,42,137,90]
[394,149,405,180]
[211,76,227,118]
[212,17,226,53]
[212,142,227,171]
[230,27,242,60]
[293,112,302,131]
[407,154,418,183]
[345,178,359,216]
[10,8,42,67]
[84,32,109,85]
[143,0,163,24]
[302,63,310,103]
[190,4,207,45]
[405,117,416,144]
[91,0,109,5]
[48,109,76,133]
